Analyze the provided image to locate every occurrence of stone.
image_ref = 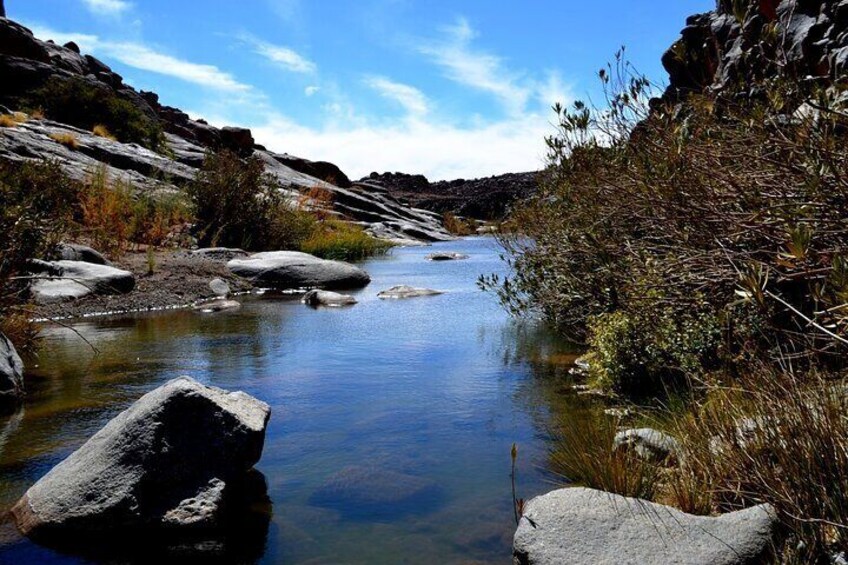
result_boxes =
[427,252,469,261]
[228,251,371,290]
[30,260,135,303]
[191,248,249,261]
[11,377,270,539]
[193,299,241,313]
[310,466,439,519]
[0,333,24,404]
[377,285,444,299]
[302,289,357,307]
[513,488,778,565]
[613,428,681,464]
[57,243,110,265]
[219,127,254,154]
[209,278,231,297]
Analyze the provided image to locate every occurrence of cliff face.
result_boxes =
[0,18,451,244]
[663,0,848,101]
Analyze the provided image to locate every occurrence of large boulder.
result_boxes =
[12,377,270,541]
[513,488,778,565]
[0,333,24,404]
[228,251,371,290]
[29,260,135,303]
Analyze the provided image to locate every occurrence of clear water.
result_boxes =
[0,237,582,564]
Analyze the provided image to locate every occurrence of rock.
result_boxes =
[427,252,469,261]
[272,153,352,188]
[191,248,249,261]
[302,289,357,307]
[193,299,241,313]
[0,1,6,19]
[0,333,24,404]
[209,278,230,297]
[310,466,440,519]
[11,377,270,539]
[219,127,254,155]
[30,260,135,303]
[228,251,371,290]
[613,428,680,464]
[377,285,444,299]
[57,243,110,265]
[513,488,778,565]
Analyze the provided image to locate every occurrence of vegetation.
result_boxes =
[301,219,391,261]
[23,77,164,150]
[92,124,116,141]
[442,212,474,236]
[0,112,27,128]
[49,132,79,150]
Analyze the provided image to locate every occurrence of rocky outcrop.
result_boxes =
[0,332,24,405]
[377,285,444,299]
[358,171,538,220]
[228,251,371,290]
[662,0,848,103]
[0,19,452,244]
[29,260,135,303]
[513,487,778,565]
[302,289,357,307]
[12,377,270,540]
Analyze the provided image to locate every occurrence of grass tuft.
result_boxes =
[49,132,80,150]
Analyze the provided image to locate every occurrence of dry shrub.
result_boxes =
[92,124,116,141]
[299,185,335,220]
[50,132,79,150]
[0,113,27,128]
[443,212,474,236]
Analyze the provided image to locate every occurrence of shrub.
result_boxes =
[49,132,79,150]
[443,212,474,236]
[0,113,27,128]
[24,77,163,150]
[301,219,391,261]
[92,124,116,141]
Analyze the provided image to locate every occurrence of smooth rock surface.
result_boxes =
[228,251,370,290]
[427,252,469,261]
[613,428,681,464]
[193,299,241,313]
[0,333,24,403]
[208,278,231,297]
[11,377,270,538]
[513,487,777,565]
[191,248,248,261]
[57,243,110,265]
[377,285,444,299]
[302,289,357,307]
[30,260,135,303]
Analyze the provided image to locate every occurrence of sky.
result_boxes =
[9,0,712,180]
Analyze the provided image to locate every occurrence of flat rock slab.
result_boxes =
[427,252,469,261]
[193,299,241,313]
[310,465,440,519]
[12,377,270,539]
[228,251,370,290]
[302,289,357,307]
[513,488,777,565]
[30,261,135,303]
[377,285,444,299]
[191,248,249,262]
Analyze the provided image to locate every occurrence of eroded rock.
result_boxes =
[377,285,443,299]
[228,251,371,290]
[302,289,357,307]
[30,260,135,303]
[0,333,24,404]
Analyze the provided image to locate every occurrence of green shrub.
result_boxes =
[301,219,391,261]
[24,77,163,150]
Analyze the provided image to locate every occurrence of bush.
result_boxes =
[24,77,163,150]
[49,132,79,150]
[301,219,391,261]
[443,212,474,236]
[92,124,116,141]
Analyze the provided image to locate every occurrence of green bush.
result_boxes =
[25,77,164,150]
[301,219,391,261]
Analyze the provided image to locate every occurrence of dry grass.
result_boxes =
[92,124,116,141]
[0,113,27,128]
[49,132,80,149]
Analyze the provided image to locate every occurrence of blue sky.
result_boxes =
[11,0,711,180]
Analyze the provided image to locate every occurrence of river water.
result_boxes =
[0,237,583,564]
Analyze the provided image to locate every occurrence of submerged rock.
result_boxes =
[613,428,681,464]
[193,299,241,313]
[228,251,370,290]
[0,333,24,405]
[302,289,357,307]
[513,487,777,565]
[12,377,270,541]
[377,285,444,299]
[427,252,469,261]
[30,260,135,303]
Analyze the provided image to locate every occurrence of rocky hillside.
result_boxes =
[356,171,538,220]
[662,0,848,101]
[0,18,451,245]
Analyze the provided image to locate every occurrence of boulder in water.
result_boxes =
[377,285,443,299]
[228,251,370,290]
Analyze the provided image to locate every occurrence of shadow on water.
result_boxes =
[2,469,273,565]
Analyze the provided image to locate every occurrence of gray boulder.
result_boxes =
[12,377,270,538]
[57,243,110,265]
[302,289,357,308]
[513,487,777,565]
[613,428,681,464]
[193,299,241,313]
[30,260,135,303]
[427,252,469,261]
[228,251,370,290]
[377,285,444,299]
[0,333,24,404]
[208,278,231,297]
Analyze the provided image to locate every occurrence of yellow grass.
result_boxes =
[49,132,80,149]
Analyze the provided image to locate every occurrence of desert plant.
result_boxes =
[92,124,116,141]
[49,132,79,150]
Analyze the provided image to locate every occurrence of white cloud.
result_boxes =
[27,25,252,93]
[418,17,531,116]
[80,0,132,16]
[305,86,320,96]
[365,76,430,117]
[241,34,316,74]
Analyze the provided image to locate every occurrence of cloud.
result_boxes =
[80,0,132,16]
[28,25,252,93]
[417,17,531,116]
[365,76,429,117]
[240,35,316,74]
[305,86,320,96]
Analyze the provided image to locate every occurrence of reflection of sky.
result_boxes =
[1,237,578,564]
